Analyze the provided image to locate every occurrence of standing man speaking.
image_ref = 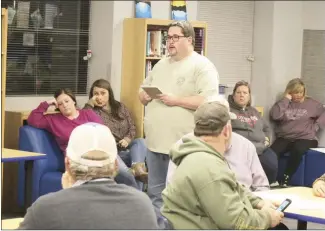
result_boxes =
[139,20,219,227]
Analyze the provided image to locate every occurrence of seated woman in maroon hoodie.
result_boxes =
[270,78,325,186]
[27,88,139,189]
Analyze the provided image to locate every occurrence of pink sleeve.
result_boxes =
[249,143,270,191]
[27,102,51,130]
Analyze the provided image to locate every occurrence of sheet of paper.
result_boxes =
[310,148,325,153]
[253,191,300,202]
[294,199,325,211]
[253,191,325,211]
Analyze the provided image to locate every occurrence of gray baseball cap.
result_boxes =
[194,95,236,136]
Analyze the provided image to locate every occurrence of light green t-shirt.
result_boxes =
[141,51,219,154]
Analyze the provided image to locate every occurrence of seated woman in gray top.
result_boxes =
[270,78,325,186]
[228,81,278,184]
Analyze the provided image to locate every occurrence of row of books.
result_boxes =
[145,60,153,78]
[194,28,205,56]
[146,30,169,58]
[146,28,205,58]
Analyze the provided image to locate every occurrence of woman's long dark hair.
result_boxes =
[89,79,122,120]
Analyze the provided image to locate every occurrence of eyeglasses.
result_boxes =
[167,35,186,42]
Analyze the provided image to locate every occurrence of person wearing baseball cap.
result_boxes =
[166,95,270,192]
[18,123,158,230]
[161,101,284,230]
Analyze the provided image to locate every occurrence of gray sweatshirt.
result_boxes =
[18,180,158,230]
[270,97,325,140]
[228,95,272,155]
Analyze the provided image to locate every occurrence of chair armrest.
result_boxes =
[17,158,49,207]
[32,159,49,203]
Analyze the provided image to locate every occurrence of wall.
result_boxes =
[251,1,303,111]
[252,1,325,109]
[251,1,325,145]
[303,1,325,30]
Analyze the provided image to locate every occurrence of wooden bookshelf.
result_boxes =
[120,18,208,138]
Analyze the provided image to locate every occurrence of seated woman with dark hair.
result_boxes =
[84,79,148,183]
[27,88,139,189]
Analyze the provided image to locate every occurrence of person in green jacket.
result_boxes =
[161,100,285,230]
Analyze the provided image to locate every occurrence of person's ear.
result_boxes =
[64,157,72,174]
[114,159,118,170]
[223,122,232,139]
[188,36,193,45]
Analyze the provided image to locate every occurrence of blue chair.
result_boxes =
[18,125,64,207]
[304,149,325,187]
[277,153,305,186]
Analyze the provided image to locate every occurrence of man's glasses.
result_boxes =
[167,35,186,42]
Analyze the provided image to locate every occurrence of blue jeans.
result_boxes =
[118,138,147,167]
[114,155,139,189]
[259,147,278,184]
[147,150,170,229]
[115,138,147,190]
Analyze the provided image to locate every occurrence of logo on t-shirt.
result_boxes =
[285,108,308,120]
[237,114,258,127]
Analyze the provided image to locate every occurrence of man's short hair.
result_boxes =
[168,20,196,47]
[194,101,230,137]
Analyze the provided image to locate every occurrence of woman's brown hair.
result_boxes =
[89,79,122,120]
[232,80,252,106]
[54,88,77,105]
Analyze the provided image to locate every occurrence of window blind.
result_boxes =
[197,1,254,86]
[1,0,90,96]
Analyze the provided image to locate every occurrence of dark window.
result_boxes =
[1,0,90,96]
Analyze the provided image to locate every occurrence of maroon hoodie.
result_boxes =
[270,97,325,140]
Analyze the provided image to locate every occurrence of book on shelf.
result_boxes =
[145,60,152,78]
[146,30,168,58]
[195,28,205,56]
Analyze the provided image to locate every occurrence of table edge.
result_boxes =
[1,155,47,162]
[285,212,325,225]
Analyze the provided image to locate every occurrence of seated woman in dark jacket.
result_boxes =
[28,88,139,189]
[84,79,148,183]
[228,81,278,184]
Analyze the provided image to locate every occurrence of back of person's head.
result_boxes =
[194,99,235,137]
[66,123,118,181]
